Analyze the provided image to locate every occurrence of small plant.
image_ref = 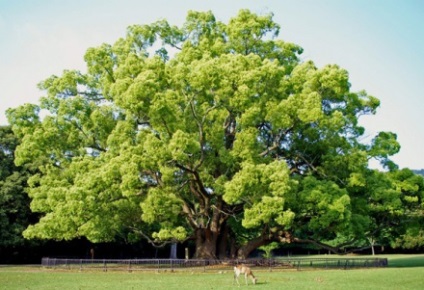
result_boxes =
[259,242,280,259]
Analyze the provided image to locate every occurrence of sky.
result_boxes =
[0,0,423,169]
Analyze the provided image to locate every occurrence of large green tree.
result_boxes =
[7,10,422,258]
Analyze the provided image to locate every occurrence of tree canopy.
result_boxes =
[0,126,34,248]
[7,10,424,258]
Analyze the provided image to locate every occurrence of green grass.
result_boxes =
[1,255,424,290]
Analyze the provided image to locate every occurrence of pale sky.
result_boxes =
[0,0,423,169]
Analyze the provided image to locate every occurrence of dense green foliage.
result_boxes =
[0,126,34,248]
[6,10,424,258]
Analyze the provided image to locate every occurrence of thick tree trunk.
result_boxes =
[237,235,270,259]
[230,239,238,259]
[193,228,218,259]
[217,222,229,259]
[192,195,235,259]
[192,221,235,259]
[236,230,296,259]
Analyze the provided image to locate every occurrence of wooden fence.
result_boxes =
[41,257,388,272]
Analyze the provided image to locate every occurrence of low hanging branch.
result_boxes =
[130,227,190,249]
[293,237,342,254]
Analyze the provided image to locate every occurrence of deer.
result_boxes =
[233,264,257,286]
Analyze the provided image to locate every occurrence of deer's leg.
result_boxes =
[234,273,240,286]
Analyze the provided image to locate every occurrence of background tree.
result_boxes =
[329,167,424,255]
[7,10,422,259]
[259,242,280,259]
[386,169,424,251]
[0,126,34,250]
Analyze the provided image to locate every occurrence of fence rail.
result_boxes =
[41,257,388,272]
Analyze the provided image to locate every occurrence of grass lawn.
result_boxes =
[1,255,423,290]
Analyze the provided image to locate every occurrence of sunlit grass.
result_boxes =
[1,255,423,290]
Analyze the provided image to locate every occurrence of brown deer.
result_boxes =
[233,264,257,286]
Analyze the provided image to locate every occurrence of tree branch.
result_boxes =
[293,237,341,254]
[130,227,185,248]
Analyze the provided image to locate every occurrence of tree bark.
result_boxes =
[192,195,234,259]
[237,235,270,259]
[193,228,218,259]
[217,222,229,259]
[368,237,376,256]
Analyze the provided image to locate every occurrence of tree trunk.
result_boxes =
[217,222,229,259]
[193,228,218,259]
[170,243,177,259]
[371,244,375,256]
[192,195,234,259]
[237,235,270,259]
[230,240,238,259]
[368,237,376,256]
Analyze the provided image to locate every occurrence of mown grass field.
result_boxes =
[1,255,423,290]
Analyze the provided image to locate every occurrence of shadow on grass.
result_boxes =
[388,255,424,267]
